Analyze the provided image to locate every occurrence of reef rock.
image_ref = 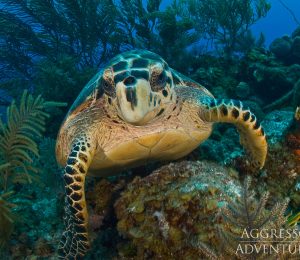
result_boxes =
[261,109,300,207]
[114,161,241,259]
[269,30,300,63]
[293,79,300,107]
[291,36,300,60]
[292,26,300,39]
[199,126,241,165]
[243,100,265,120]
[252,64,300,102]
[235,81,250,99]
[269,37,292,58]
[262,110,294,144]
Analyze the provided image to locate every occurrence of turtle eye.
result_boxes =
[157,72,167,85]
[101,78,115,98]
[150,70,167,91]
[101,68,116,98]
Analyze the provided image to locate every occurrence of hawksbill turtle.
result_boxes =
[56,50,267,258]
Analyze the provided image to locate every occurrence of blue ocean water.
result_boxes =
[252,0,300,45]
[160,0,300,46]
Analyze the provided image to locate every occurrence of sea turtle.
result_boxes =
[56,50,267,258]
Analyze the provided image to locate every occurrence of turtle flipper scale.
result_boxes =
[58,135,95,259]
[200,98,267,169]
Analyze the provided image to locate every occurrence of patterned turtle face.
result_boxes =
[100,50,176,125]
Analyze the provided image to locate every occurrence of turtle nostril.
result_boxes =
[124,76,136,86]
[125,87,137,107]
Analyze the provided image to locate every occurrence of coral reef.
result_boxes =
[293,80,300,108]
[36,137,63,190]
[269,27,300,64]
[262,110,295,144]
[198,109,295,168]
[237,26,300,110]
[233,109,299,210]
[114,162,297,259]
[0,1,299,259]
[198,125,242,165]
[0,90,66,189]
[4,186,64,259]
[262,72,300,112]
[235,81,250,99]
[262,109,300,206]
[0,191,16,248]
[114,161,242,259]
[252,63,300,104]
[0,91,65,250]
[198,177,295,260]
[269,36,292,58]
[178,0,270,58]
[296,107,300,118]
[291,36,300,62]
[292,26,300,38]
[87,179,116,217]
[287,133,300,156]
[33,238,54,258]
[0,0,272,117]
[288,211,300,227]
[84,178,129,259]
[86,178,117,238]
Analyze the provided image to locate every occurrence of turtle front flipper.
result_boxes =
[58,135,95,259]
[200,98,267,168]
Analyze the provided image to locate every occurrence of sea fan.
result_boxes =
[0,90,66,190]
[0,191,16,249]
[288,211,300,227]
[196,176,298,260]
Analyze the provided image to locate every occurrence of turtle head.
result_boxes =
[101,51,176,125]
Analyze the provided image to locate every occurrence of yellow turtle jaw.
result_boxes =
[114,78,170,125]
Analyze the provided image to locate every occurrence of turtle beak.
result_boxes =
[115,77,160,125]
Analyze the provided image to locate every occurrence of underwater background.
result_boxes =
[0,0,299,259]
